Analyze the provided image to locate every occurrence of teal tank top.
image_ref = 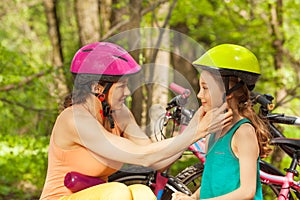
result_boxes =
[200,118,263,199]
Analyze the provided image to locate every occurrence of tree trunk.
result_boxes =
[269,0,285,168]
[75,0,100,45]
[127,0,143,126]
[110,0,128,31]
[99,0,112,36]
[144,1,177,135]
[171,23,200,106]
[43,0,68,100]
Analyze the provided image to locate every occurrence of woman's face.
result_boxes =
[108,78,131,110]
[197,71,225,112]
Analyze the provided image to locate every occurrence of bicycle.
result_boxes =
[109,83,300,200]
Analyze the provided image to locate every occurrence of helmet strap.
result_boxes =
[224,76,230,96]
[222,78,244,113]
[225,79,245,96]
[94,82,115,129]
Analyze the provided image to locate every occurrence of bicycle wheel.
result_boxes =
[108,165,191,200]
[260,160,300,200]
[175,162,204,193]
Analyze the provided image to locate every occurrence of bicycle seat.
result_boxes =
[270,137,300,153]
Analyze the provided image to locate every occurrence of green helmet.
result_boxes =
[193,44,260,91]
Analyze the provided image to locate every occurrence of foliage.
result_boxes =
[0,134,48,200]
[0,1,59,198]
[0,0,300,199]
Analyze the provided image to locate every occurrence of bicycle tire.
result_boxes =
[175,162,204,193]
[108,166,192,200]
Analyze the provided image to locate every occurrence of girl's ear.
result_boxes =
[91,82,104,94]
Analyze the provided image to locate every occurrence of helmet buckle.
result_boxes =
[97,94,106,102]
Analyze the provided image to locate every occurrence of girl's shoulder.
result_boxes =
[237,122,255,133]
[231,119,259,158]
[234,121,257,143]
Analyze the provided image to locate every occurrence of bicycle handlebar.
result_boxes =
[169,83,191,98]
[268,114,300,126]
[167,83,191,109]
[250,92,300,126]
[250,92,275,111]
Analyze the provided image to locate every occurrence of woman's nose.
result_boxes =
[124,86,131,96]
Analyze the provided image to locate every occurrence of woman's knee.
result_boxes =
[62,182,132,200]
[99,182,132,199]
[128,184,156,200]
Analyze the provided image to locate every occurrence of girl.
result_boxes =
[172,44,271,200]
[40,42,232,200]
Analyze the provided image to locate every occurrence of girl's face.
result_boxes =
[108,78,131,110]
[197,71,225,112]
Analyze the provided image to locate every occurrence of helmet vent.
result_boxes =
[112,55,128,62]
[82,49,93,52]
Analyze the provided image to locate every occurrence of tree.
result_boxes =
[44,0,68,100]
[127,0,144,126]
[75,0,101,45]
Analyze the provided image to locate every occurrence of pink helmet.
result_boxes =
[70,42,141,80]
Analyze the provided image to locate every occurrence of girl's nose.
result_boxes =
[197,89,203,99]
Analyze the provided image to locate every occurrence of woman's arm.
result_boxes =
[73,103,232,170]
[113,106,153,145]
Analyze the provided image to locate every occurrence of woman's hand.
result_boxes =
[171,192,195,200]
[197,103,233,137]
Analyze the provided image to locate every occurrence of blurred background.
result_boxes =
[0,0,299,199]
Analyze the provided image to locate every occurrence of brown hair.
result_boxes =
[63,74,109,108]
[227,77,272,158]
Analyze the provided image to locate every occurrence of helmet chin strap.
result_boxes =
[94,82,115,129]
[222,76,245,105]
[223,76,245,97]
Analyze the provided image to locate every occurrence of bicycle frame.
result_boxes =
[260,170,300,199]
[261,107,300,199]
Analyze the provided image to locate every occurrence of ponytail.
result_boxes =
[230,78,272,158]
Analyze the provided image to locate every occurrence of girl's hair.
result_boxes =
[63,74,108,108]
[227,76,272,158]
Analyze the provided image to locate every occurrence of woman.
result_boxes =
[172,44,271,200]
[40,42,232,200]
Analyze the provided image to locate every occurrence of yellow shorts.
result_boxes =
[59,182,156,200]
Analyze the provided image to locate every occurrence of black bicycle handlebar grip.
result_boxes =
[251,92,275,111]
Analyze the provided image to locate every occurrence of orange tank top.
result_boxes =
[40,134,120,200]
